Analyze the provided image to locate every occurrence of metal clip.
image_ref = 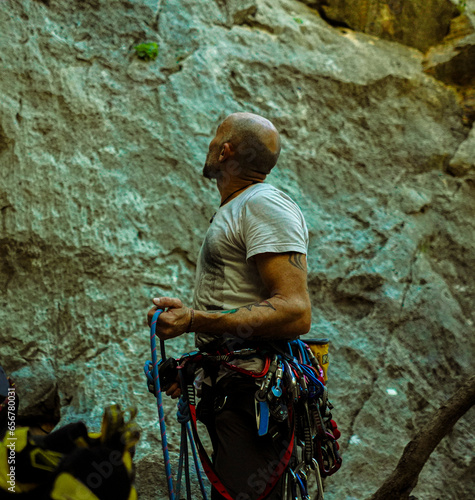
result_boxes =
[271,361,284,398]
[283,360,298,403]
[255,354,278,401]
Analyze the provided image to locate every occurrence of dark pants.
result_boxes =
[199,378,290,500]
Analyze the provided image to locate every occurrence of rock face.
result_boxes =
[0,1,474,499]
[300,0,461,52]
[423,6,475,125]
[10,359,60,425]
[449,125,475,175]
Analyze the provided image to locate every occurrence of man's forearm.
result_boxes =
[193,296,311,340]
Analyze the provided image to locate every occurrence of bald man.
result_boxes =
[148,113,311,499]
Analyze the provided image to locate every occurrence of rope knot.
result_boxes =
[176,397,190,424]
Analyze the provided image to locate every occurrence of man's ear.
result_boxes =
[218,142,234,162]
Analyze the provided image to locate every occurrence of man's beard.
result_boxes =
[202,155,219,179]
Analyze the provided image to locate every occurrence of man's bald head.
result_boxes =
[219,112,281,175]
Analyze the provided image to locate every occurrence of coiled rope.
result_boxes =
[149,309,175,500]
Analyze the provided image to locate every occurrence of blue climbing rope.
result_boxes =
[177,376,209,500]
[187,422,209,499]
[150,309,175,500]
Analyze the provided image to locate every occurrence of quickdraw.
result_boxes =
[144,312,342,500]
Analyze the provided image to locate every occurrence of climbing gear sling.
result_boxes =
[144,310,342,500]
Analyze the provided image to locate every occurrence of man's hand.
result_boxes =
[164,380,181,399]
[147,297,192,340]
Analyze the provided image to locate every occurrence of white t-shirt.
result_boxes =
[193,182,309,349]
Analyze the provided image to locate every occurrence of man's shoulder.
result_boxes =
[244,183,303,213]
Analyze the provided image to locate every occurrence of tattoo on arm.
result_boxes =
[219,308,239,314]
[288,253,306,272]
[218,300,277,314]
[243,300,276,312]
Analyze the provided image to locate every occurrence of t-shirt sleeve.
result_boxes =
[242,189,309,261]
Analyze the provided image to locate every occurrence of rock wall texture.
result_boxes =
[1,0,474,499]
[302,0,461,51]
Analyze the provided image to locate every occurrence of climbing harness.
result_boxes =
[144,311,342,500]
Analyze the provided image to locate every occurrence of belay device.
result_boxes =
[144,309,342,500]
